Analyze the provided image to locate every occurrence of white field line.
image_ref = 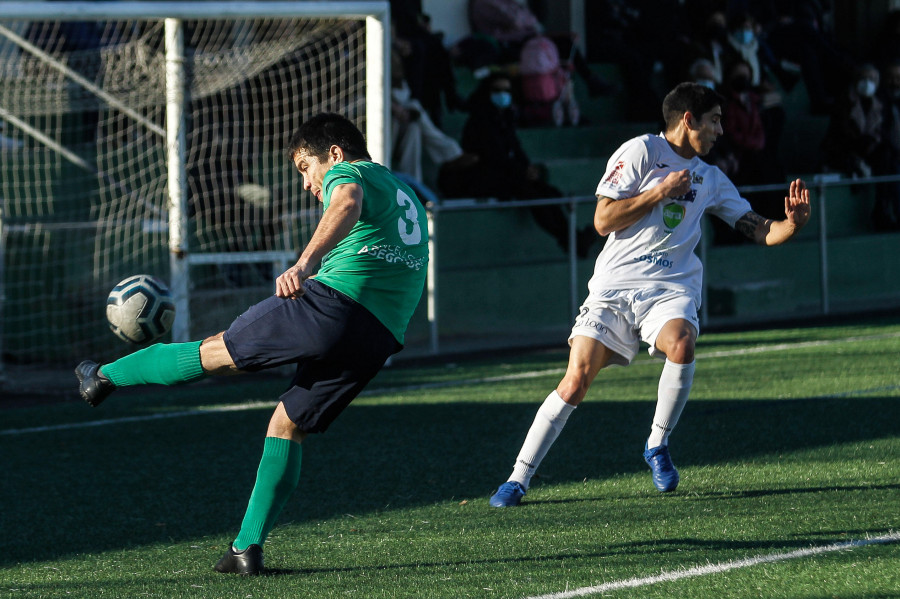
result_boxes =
[3,331,899,437]
[522,531,900,599]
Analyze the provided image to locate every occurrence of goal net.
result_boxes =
[0,2,388,372]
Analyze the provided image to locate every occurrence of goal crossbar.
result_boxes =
[0,2,390,21]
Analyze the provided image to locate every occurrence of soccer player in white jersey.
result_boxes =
[489,82,811,506]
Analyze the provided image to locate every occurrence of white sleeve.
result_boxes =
[595,137,651,201]
[706,170,753,227]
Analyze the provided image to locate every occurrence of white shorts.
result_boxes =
[568,287,700,366]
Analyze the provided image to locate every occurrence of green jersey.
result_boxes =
[314,161,429,344]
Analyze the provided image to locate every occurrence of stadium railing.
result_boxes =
[411,174,900,357]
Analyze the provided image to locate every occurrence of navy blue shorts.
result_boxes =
[223,279,401,433]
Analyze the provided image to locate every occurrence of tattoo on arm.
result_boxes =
[734,211,766,241]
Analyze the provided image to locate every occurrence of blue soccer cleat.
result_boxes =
[489,481,526,507]
[643,443,680,492]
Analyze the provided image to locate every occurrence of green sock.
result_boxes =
[233,437,303,550]
[100,341,206,387]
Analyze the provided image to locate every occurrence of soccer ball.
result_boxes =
[106,275,176,344]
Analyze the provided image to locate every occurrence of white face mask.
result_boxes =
[696,78,716,90]
[857,79,877,98]
[392,85,411,104]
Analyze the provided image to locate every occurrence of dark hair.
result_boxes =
[662,82,725,131]
[287,113,371,161]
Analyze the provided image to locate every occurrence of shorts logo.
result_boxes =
[663,203,685,228]
[575,307,609,335]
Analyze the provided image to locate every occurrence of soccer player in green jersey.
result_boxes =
[75,113,429,574]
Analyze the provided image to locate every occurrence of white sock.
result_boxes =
[647,359,695,448]
[508,391,576,489]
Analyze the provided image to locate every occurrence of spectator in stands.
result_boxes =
[722,56,784,189]
[390,51,478,193]
[708,59,784,244]
[688,58,719,91]
[517,34,581,127]
[440,73,597,257]
[390,0,463,129]
[718,60,767,184]
[464,0,617,99]
[875,60,900,231]
[727,16,787,200]
[766,0,852,115]
[821,63,883,180]
[683,9,729,89]
[724,11,787,91]
[584,0,680,121]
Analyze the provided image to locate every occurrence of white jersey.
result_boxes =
[589,133,752,298]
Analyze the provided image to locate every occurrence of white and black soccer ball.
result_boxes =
[106,275,176,344]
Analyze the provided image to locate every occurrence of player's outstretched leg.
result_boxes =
[75,360,116,407]
[74,341,207,407]
[489,391,575,507]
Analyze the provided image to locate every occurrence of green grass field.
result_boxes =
[2,316,899,598]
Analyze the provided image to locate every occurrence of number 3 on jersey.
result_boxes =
[396,188,422,245]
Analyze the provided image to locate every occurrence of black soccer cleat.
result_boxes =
[75,360,116,407]
[214,544,264,575]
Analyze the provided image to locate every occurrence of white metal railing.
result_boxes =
[422,173,900,355]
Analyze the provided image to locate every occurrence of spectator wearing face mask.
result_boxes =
[706,58,783,245]
[821,63,883,179]
[390,50,478,201]
[440,73,598,257]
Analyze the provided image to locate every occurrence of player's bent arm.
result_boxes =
[275,182,363,298]
[735,178,811,246]
[734,211,800,246]
[594,169,692,235]
[594,187,671,236]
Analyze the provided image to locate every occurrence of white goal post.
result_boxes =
[0,1,389,375]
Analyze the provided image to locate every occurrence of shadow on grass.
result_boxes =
[0,394,897,566]
[293,526,900,575]
[528,482,900,505]
[9,527,897,591]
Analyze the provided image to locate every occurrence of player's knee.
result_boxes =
[557,375,591,405]
[268,403,306,443]
[199,332,239,374]
[666,336,695,363]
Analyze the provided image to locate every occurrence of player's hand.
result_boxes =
[784,178,811,230]
[275,264,309,299]
[663,169,692,199]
